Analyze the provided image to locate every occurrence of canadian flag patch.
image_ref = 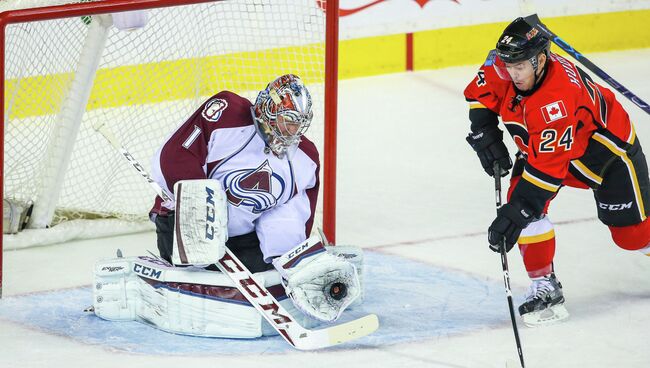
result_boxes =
[541,101,567,123]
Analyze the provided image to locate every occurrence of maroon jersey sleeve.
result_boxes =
[297,137,320,237]
[150,91,253,216]
[156,91,253,192]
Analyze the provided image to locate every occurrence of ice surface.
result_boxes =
[2,49,650,368]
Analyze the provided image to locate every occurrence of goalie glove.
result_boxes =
[272,235,361,322]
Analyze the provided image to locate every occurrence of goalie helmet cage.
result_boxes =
[0,0,339,297]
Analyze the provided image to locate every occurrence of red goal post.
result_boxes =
[0,0,339,297]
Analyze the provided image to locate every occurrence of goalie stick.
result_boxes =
[523,14,650,115]
[93,121,379,350]
[93,121,173,203]
[494,162,526,368]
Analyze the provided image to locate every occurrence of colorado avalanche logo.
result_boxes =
[202,98,228,122]
[224,160,285,213]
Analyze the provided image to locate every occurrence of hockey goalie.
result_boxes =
[92,75,365,339]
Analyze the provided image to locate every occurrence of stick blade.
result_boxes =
[505,359,520,368]
[294,314,379,350]
[327,313,379,345]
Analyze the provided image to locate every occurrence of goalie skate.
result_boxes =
[518,273,569,327]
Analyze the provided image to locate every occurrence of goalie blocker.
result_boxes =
[155,179,274,273]
[171,179,227,267]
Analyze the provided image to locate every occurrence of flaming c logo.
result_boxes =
[315,0,460,16]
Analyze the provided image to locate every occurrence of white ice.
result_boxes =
[2,48,650,368]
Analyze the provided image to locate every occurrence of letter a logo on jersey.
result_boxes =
[224,160,285,213]
[541,100,567,123]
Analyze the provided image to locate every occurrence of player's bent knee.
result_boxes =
[518,215,554,243]
[609,219,650,250]
[518,216,556,277]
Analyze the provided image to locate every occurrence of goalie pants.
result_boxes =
[509,134,650,277]
[154,212,274,273]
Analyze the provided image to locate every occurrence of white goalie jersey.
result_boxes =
[149,91,320,261]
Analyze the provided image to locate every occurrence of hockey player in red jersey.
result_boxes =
[464,18,650,326]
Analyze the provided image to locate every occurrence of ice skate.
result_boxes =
[518,273,569,327]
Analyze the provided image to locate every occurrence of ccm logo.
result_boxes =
[133,264,162,279]
[286,241,322,260]
[287,243,311,260]
[599,202,633,211]
[205,187,217,240]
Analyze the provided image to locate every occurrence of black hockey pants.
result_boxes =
[154,212,274,273]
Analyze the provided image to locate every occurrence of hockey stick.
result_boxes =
[93,121,173,203]
[494,162,526,368]
[523,14,650,115]
[93,121,379,350]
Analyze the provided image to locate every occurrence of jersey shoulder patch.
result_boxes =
[201,97,228,122]
[540,100,568,124]
[199,91,254,129]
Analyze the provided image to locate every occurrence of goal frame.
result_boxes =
[0,0,339,297]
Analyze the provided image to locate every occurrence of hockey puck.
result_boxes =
[329,282,347,300]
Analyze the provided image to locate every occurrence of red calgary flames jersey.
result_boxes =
[464,51,634,192]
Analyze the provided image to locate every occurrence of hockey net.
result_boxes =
[1,0,337,288]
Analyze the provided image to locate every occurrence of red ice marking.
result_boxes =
[372,217,597,249]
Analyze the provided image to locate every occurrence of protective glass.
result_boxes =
[493,57,535,83]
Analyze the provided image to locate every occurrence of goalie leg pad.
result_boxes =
[172,179,228,266]
[93,256,313,338]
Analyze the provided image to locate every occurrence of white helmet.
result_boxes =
[252,74,313,157]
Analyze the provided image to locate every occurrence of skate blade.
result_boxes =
[522,303,569,327]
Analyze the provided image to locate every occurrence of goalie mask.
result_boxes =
[252,74,313,158]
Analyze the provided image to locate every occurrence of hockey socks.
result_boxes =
[518,216,555,278]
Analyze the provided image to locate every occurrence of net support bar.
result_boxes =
[29,15,110,228]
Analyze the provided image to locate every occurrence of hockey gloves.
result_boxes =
[488,201,534,252]
[466,127,512,177]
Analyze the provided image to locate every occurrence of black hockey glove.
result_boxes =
[466,127,512,177]
[488,202,534,252]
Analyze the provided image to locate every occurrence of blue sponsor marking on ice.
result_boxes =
[0,251,521,355]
